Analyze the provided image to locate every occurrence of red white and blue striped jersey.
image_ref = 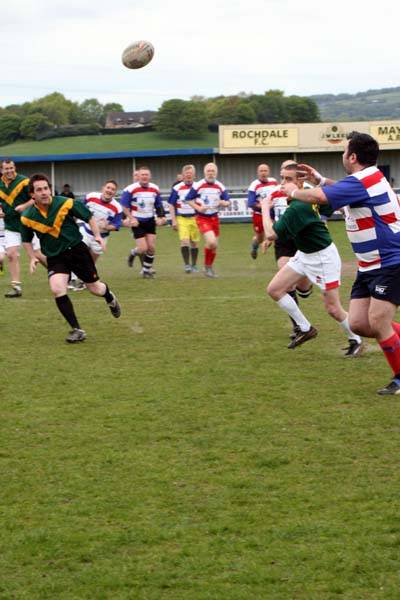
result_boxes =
[324,166,400,271]
[120,182,163,221]
[247,177,279,214]
[79,192,122,238]
[185,178,230,216]
[168,182,196,217]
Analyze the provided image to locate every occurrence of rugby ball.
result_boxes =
[122,41,154,69]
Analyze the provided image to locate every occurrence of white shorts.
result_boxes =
[80,226,107,255]
[0,237,5,255]
[287,242,341,291]
[5,229,41,251]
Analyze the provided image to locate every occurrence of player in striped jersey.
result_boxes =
[282,132,400,394]
[78,180,123,263]
[185,163,230,278]
[168,164,200,273]
[247,164,279,259]
[120,166,166,278]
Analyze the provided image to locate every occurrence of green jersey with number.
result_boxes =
[20,196,92,257]
[272,199,332,253]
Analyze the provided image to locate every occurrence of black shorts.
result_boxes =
[351,264,400,306]
[131,218,156,239]
[274,238,297,262]
[47,242,99,283]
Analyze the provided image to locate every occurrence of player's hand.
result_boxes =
[171,221,178,231]
[261,239,273,253]
[95,236,106,252]
[156,217,167,226]
[260,196,274,211]
[98,218,108,232]
[15,205,25,213]
[296,163,323,185]
[0,207,4,218]
[195,202,206,213]
[29,257,39,274]
[130,217,139,227]
[281,182,297,197]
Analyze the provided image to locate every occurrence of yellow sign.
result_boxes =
[219,121,400,153]
[222,127,298,149]
[370,124,400,144]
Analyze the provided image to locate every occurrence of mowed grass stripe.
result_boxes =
[1,223,399,599]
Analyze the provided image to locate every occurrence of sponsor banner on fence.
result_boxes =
[219,121,400,153]
[163,198,252,223]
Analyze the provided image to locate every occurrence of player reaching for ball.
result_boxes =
[185,163,230,278]
[261,163,362,355]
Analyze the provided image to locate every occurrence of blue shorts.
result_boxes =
[351,264,400,306]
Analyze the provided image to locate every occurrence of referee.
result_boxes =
[21,173,121,343]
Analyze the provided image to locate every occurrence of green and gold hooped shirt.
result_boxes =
[21,196,92,257]
[0,173,30,232]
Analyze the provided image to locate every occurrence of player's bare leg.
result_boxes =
[322,288,363,356]
[5,245,22,297]
[203,230,218,277]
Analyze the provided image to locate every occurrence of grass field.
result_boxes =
[0,131,218,157]
[1,223,399,599]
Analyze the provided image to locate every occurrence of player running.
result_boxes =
[0,159,44,297]
[247,163,278,259]
[0,210,5,275]
[168,164,200,273]
[21,174,121,344]
[121,166,166,278]
[78,179,123,263]
[261,163,362,355]
[282,132,400,394]
[185,163,230,278]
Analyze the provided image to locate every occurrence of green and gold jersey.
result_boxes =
[272,199,332,254]
[0,173,30,232]
[20,196,92,257]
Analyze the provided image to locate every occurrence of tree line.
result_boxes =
[0,90,320,146]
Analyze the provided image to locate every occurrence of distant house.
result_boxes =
[105,111,156,129]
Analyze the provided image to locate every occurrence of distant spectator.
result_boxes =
[61,184,75,199]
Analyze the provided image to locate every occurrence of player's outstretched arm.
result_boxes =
[296,164,336,187]
[88,217,106,252]
[22,242,39,273]
[281,183,328,205]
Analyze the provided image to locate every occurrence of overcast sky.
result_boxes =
[1,0,399,110]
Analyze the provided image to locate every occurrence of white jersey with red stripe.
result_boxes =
[79,192,123,238]
[247,178,279,214]
[323,166,400,271]
[120,182,163,220]
[168,182,196,217]
[185,178,230,216]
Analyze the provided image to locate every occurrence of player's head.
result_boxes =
[280,163,301,191]
[280,159,297,170]
[133,169,140,182]
[137,166,151,185]
[29,174,52,204]
[1,159,16,180]
[181,164,196,184]
[102,179,118,201]
[204,162,217,182]
[343,131,379,174]
[257,163,270,181]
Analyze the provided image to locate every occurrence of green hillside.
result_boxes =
[0,131,218,156]
[312,87,400,121]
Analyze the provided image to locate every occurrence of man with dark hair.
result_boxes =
[61,183,75,199]
[21,174,121,343]
[282,132,400,395]
[0,159,43,297]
